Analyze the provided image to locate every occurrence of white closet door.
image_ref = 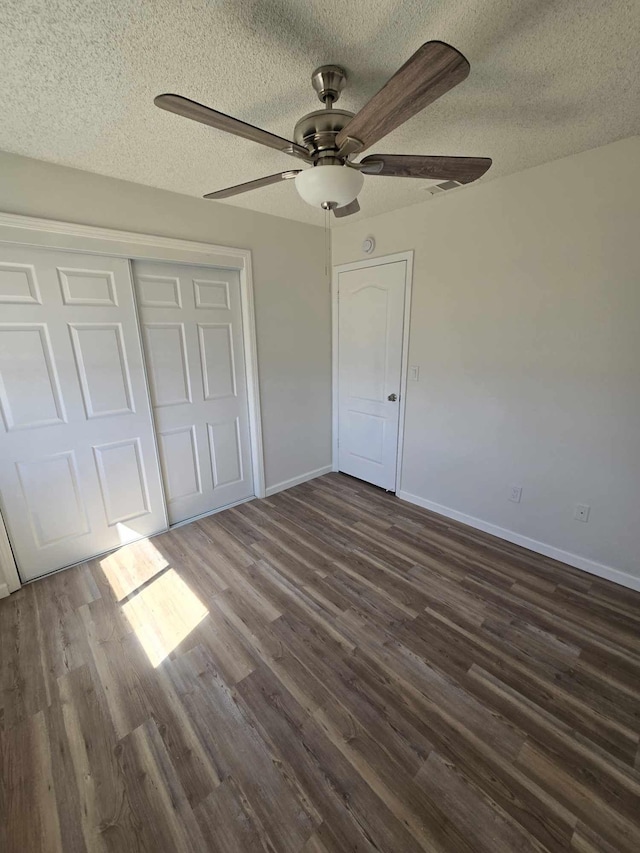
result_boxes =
[0,245,167,581]
[133,261,253,524]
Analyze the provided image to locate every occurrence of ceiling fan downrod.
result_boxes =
[293,66,355,164]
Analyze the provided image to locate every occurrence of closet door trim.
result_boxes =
[0,213,265,593]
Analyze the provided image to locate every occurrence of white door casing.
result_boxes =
[0,245,167,580]
[133,260,254,524]
[337,259,408,491]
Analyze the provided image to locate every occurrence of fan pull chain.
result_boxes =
[325,206,332,278]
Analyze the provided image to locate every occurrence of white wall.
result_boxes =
[0,151,332,495]
[333,137,640,588]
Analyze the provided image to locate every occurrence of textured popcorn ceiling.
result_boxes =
[1,1,639,226]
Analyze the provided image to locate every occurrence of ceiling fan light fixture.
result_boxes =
[295,165,364,209]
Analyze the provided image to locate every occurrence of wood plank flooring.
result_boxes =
[1,472,640,852]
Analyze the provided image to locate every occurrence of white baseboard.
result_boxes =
[0,583,10,599]
[265,465,333,497]
[396,490,640,593]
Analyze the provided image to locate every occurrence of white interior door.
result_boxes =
[133,260,253,524]
[338,260,406,490]
[0,245,167,581]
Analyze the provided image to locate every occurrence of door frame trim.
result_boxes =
[0,212,266,593]
[331,250,414,492]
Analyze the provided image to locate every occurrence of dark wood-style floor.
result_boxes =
[1,473,640,852]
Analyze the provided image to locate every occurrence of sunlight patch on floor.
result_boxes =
[100,535,169,601]
[122,568,208,667]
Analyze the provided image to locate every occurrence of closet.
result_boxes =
[0,243,255,581]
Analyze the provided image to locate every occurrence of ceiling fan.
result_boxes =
[155,40,491,218]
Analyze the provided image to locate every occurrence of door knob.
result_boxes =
[387,393,397,401]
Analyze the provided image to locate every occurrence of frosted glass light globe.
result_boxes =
[295,165,364,208]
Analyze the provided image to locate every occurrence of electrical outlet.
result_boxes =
[509,486,522,503]
[574,504,590,522]
[409,365,420,382]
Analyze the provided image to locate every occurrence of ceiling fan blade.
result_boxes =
[204,171,301,199]
[360,154,491,184]
[336,41,469,155]
[333,198,360,218]
[155,94,310,160]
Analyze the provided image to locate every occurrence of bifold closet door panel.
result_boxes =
[0,244,167,580]
[133,260,253,524]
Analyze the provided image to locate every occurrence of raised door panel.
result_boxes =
[208,418,243,487]
[136,275,182,308]
[0,262,41,304]
[345,286,389,402]
[144,323,191,407]
[93,438,151,525]
[158,426,202,503]
[57,267,118,306]
[16,451,90,548]
[69,323,134,418]
[193,279,230,309]
[0,324,66,430]
[344,411,386,466]
[198,323,237,400]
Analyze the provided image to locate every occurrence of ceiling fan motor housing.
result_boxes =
[294,108,355,155]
